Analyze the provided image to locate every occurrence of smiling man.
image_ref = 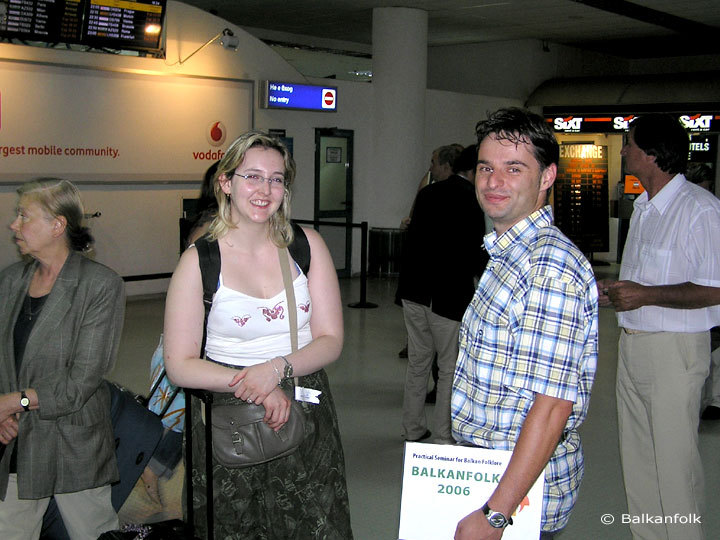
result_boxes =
[451,108,598,540]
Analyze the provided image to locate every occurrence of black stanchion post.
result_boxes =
[185,389,193,529]
[205,394,214,539]
[349,221,378,309]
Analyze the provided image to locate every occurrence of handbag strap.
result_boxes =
[278,246,298,353]
[278,247,300,387]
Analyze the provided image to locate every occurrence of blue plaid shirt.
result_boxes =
[451,206,598,532]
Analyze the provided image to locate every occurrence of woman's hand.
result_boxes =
[0,393,20,424]
[0,415,19,445]
[260,387,291,431]
[229,360,281,405]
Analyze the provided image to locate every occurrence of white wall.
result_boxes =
[428,39,634,100]
[0,1,523,294]
[427,40,561,100]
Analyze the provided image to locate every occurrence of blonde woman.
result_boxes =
[164,132,352,539]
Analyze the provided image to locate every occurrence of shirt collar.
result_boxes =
[634,173,685,215]
[484,205,554,254]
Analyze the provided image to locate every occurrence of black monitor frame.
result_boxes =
[0,0,167,56]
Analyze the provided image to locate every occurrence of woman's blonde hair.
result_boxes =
[208,131,296,247]
[17,178,93,252]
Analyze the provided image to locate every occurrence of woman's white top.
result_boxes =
[204,268,313,366]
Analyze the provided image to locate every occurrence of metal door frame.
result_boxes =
[314,128,354,277]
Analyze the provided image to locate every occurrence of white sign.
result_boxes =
[399,443,544,540]
[322,88,336,109]
[0,61,253,182]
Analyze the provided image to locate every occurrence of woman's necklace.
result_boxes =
[24,294,47,321]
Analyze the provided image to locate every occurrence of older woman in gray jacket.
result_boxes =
[0,178,125,540]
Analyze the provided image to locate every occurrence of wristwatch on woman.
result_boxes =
[482,502,513,528]
[280,356,293,380]
[20,390,30,412]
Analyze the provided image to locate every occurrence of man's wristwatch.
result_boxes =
[20,390,30,412]
[482,502,513,528]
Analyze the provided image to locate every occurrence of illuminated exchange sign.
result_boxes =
[262,81,337,112]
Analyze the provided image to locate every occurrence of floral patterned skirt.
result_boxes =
[187,369,353,540]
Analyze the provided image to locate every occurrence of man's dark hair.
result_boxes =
[453,144,478,174]
[630,114,689,175]
[436,144,463,168]
[475,107,559,169]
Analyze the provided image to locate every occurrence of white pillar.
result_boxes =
[370,7,427,227]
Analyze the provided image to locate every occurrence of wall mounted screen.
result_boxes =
[0,0,167,54]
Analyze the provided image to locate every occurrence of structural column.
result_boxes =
[370,7,427,227]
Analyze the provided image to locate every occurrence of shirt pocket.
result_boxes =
[638,245,672,285]
[472,304,514,377]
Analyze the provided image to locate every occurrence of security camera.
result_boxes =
[220,29,239,51]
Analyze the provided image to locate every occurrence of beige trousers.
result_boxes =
[0,474,118,540]
[401,299,460,443]
[617,330,709,540]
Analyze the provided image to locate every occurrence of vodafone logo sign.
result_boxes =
[322,89,336,109]
[207,121,227,147]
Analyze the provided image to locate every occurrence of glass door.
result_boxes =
[314,128,353,276]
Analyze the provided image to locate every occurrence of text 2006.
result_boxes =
[437,484,471,496]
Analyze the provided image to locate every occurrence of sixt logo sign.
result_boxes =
[613,115,635,130]
[679,114,713,131]
[553,116,582,132]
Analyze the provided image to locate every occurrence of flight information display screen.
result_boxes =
[0,0,166,53]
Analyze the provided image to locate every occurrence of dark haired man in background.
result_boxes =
[600,114,720,540]
[398,144,487,445]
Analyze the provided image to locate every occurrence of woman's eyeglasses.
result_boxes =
[234,173,286,188]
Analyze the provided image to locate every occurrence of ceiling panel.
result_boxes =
[183,0,720,59]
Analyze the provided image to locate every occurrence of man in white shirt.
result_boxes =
[599,114,720,540]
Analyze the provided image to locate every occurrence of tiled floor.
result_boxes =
[111,274,720,539]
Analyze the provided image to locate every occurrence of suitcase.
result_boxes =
[96,518,198,539]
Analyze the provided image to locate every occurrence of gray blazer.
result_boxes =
[0,251,125,499]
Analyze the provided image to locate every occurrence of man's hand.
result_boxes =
[596,278,616,308]
[455,508,504,540]
[607,280,647,312]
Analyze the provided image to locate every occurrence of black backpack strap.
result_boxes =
[194,237,221,355]
[288,221,311,275]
